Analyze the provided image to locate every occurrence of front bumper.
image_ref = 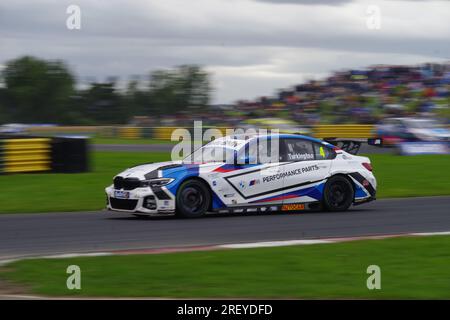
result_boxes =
[105,186,175,215]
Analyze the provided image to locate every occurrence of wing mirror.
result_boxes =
[234,154,258,165]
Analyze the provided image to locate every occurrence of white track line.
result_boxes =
[42,252,113,259]
[0,252,112,266]
[220,239,331,249]
[1,231,449,267]
[410,231,450,236]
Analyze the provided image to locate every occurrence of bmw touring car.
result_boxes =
[105,134,377,218]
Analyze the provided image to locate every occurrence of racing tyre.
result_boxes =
[176,179,211,218]
[323,175,354,212]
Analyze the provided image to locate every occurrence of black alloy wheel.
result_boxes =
[323,175,354,212]
[176,179,211,218]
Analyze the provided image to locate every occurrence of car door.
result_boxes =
[279,138,333,205]
[224,137,284,204]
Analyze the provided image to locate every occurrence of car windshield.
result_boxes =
[183,146,236,163]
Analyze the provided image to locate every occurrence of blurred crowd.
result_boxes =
[155,63,450,128]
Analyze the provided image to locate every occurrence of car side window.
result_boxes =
[313,143,336,160]
[245,139,274,164]
[281,139,315,162]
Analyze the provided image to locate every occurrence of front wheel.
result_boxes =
[175,180,211,218]
[323,176,354,212]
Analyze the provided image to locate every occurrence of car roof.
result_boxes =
[223,133,324,144]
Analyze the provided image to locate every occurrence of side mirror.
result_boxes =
[234,154,258,165]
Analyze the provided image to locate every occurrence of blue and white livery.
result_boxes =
[105,134,377,217]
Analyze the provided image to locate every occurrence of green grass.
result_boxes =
[0,153,449,214]
[2,235,449,298]
[0,152,170,213]
[367,154,450,198]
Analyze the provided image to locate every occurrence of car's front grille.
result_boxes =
[109,198,138,210]
[113,176,141,190]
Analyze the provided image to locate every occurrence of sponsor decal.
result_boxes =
[249,179,260,186]
[262,165,319,183]
[224,193,235,198]
[239,180,246,189]
[281,203,305,211]
[288,153,314,161]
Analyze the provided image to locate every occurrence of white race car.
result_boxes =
[105,134,377,218]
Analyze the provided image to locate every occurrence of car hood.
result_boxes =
[116,161,184,180]
[115,160,221,180]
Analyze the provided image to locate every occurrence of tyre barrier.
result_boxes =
[27,125,377,140]
[312,125,374,139]
[0,136,89,174]
[118,127,141,139]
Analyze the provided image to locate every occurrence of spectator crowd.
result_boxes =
[159,63,450,128]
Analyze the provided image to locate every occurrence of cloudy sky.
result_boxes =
[0,0,449,103]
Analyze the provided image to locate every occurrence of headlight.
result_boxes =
[141,178,174,187]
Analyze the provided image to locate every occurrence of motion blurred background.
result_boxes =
[0,0,449,209]
[0,0,449,299]
[1,0,449,131]
[1,57,449,128]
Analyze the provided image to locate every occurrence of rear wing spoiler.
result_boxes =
[324,138,383,155]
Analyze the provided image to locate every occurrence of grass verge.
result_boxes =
[368,154,450,198]
[0,152,170,213]
[1,235,449,298]
[0,153,449,214]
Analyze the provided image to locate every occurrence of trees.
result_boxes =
[1,56,75,124]
[149,65,211,116]
[80,80,127,124]
[124,80,148,117]
[0,56,212,125]
[0,88,9,124]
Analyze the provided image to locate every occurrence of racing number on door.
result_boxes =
[280,138,332,203]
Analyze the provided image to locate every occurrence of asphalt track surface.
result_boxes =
[94,144,393,154]
[0,196,449,260]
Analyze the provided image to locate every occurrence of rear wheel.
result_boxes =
[323,175,354,212]
[175,179,211,218]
